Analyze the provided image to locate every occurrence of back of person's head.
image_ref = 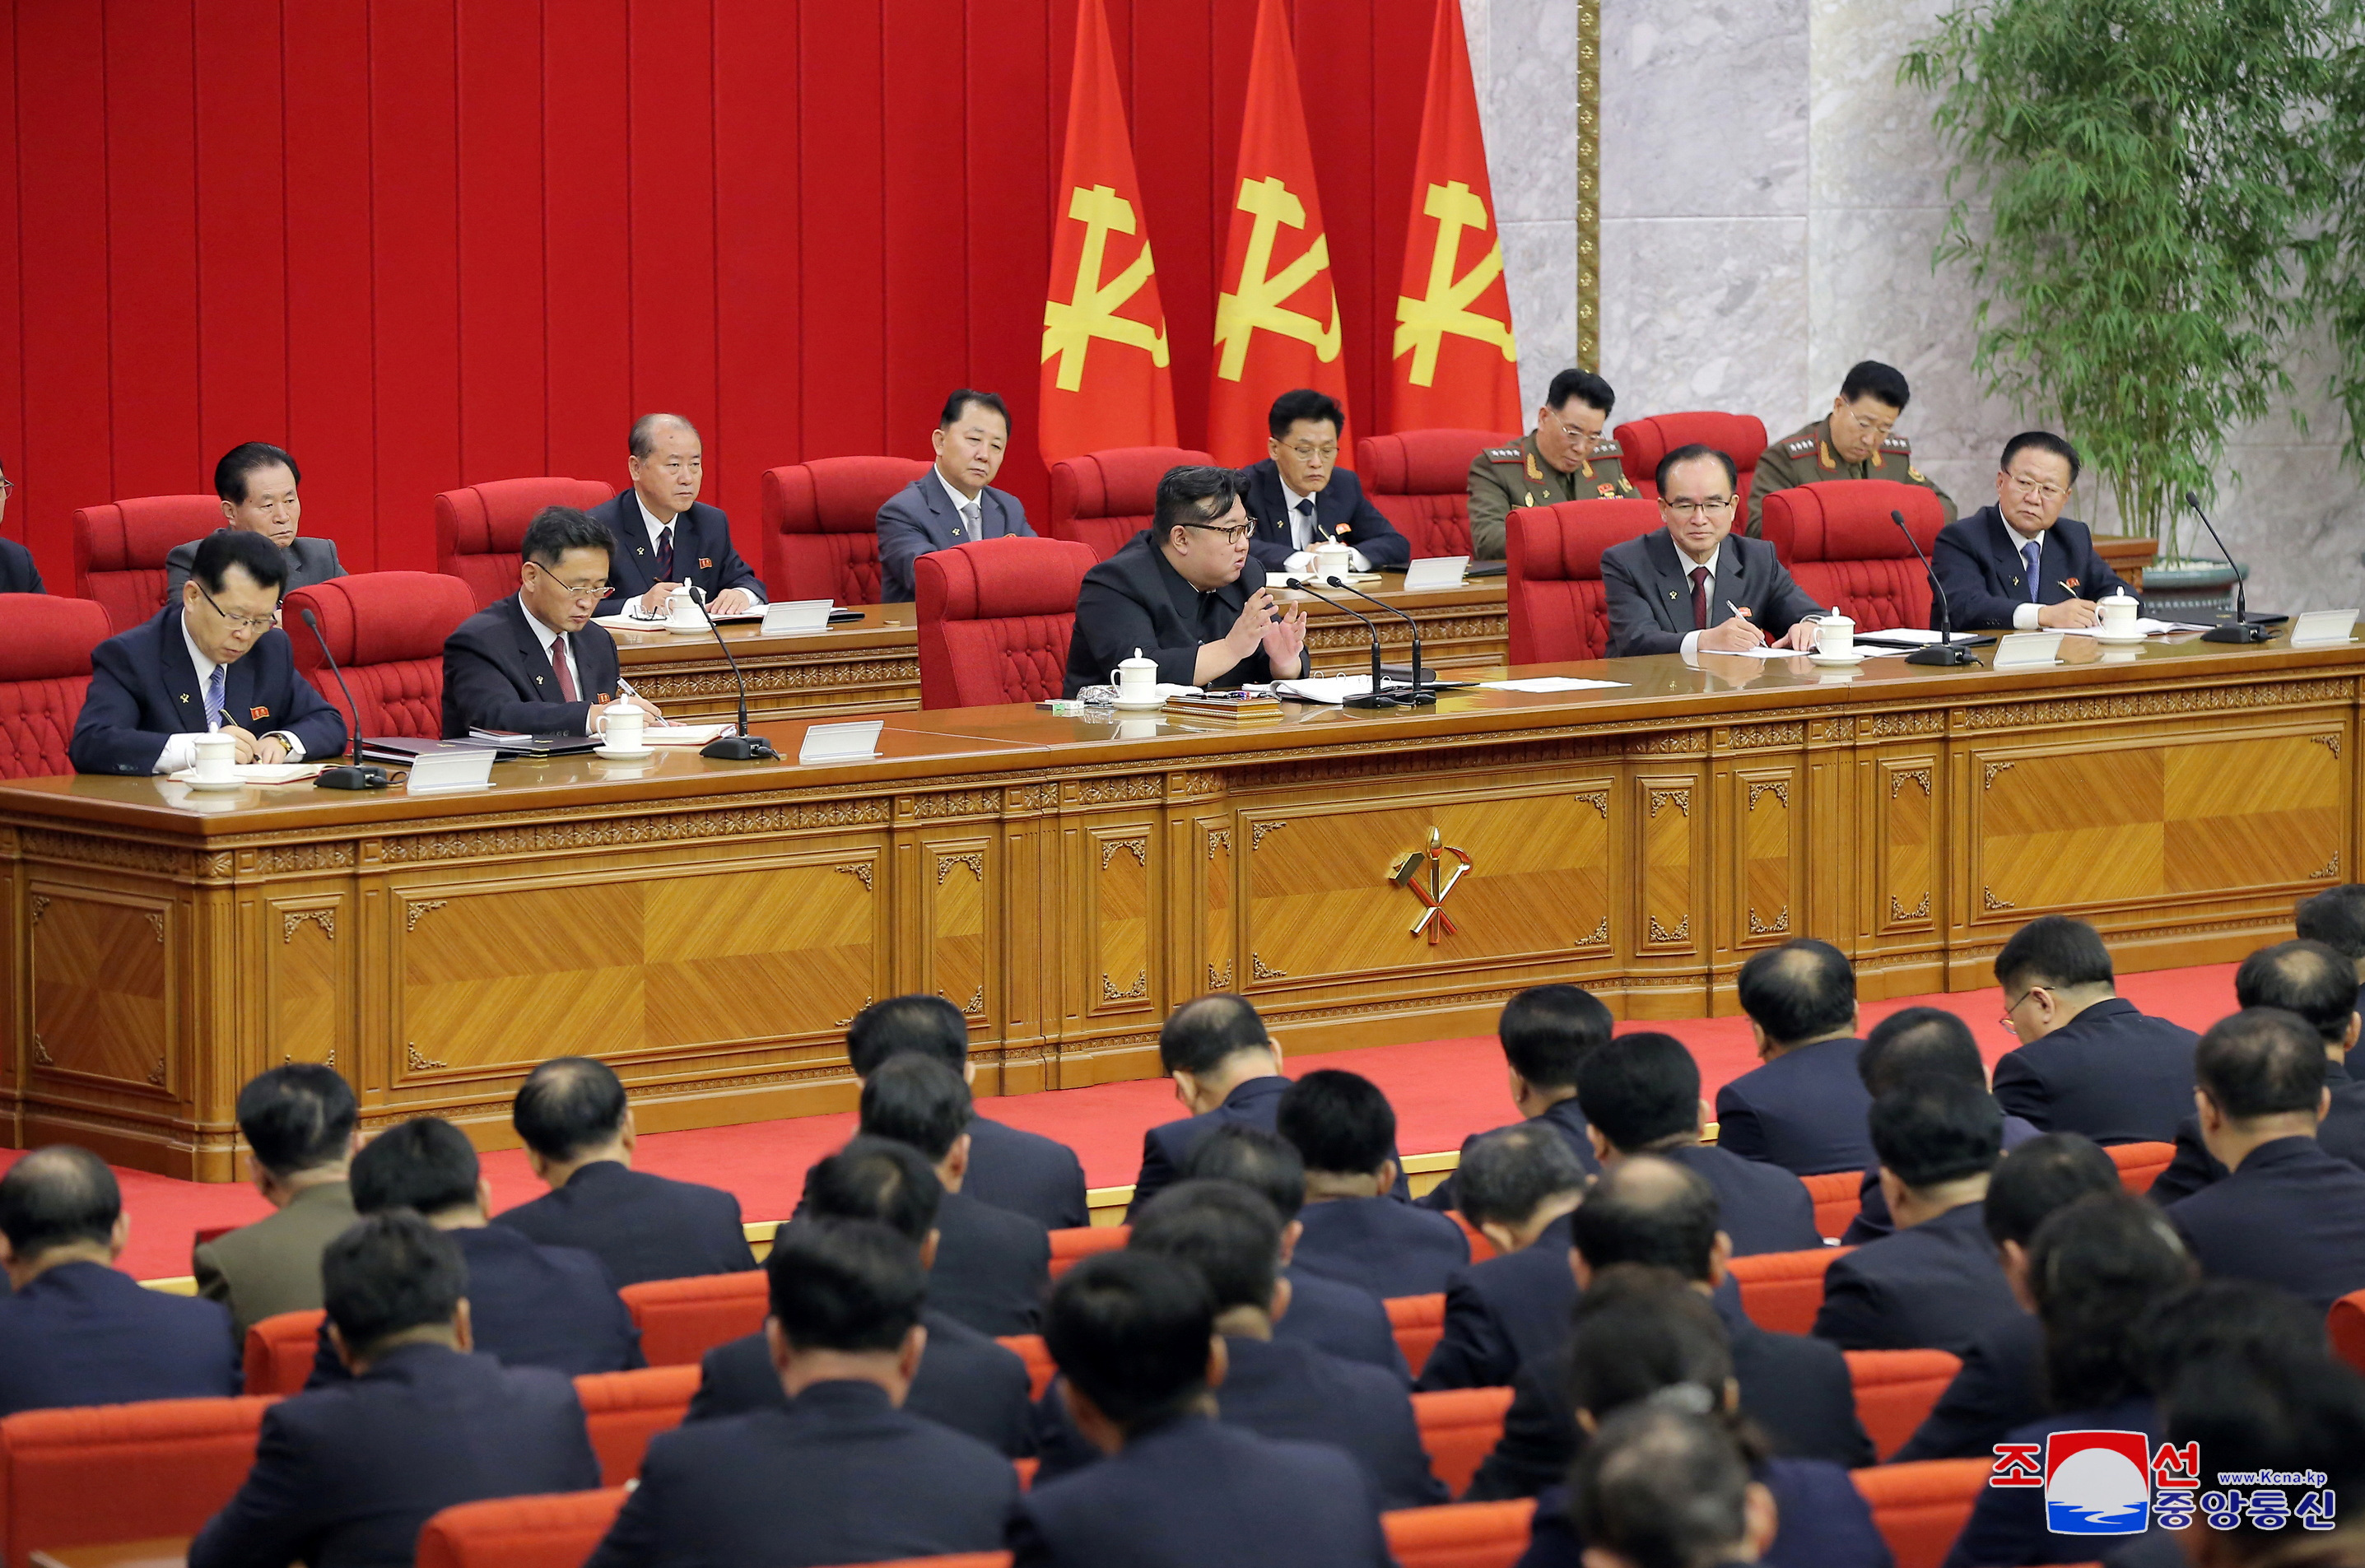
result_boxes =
[512,1057,628,1162]
[1455,1123,1586,1231]
[0,1145,120,1263]
[1734,938,1855,1046]
[857,1054,972,1162]
[1498,984,1614,1090]
[323,1212,464,1358]
[2195,1007,2327,1123]
[1566,1265,1739,1425]
[1157,993,1272,1077]
[803,1136,942,1241]
[845,994,969,1078]
[1869,1077,2004,1191]
[1129,1180,1284,1315]
[2294,883,2365,962]
[766,1218,926,1352]
[192,528,287,595]
[1152,467,1246,542]
[519,504,612,567]
[1572,1156,1719,1282]
[1572,1405,1758,1568]
[2139,1278,2329,1391]
[2026,1192,2196,1408]
[1983,1132,2121,1248]
[1839,360,1911,409]
[1578,1032,1702,1152]
[1275,1069,1395,1177]
[2162,1352,2365,1557]
[1860,1007,1986,1096]
[2234,940,2358,1044]
[1994,914,2115,994]
[1044,1249,1216,1431]
[236,1063,359,1178]
[1179,1124,1306,1220]
[349,1117,479,1217]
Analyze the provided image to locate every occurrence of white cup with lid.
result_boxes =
[191,732,238,785]
[603,705,646,753]
[1815,610,1855,657]
[1109,649,1160,700]
[2098,588,2139,633]
[1312,541,1354,578]
[666,586,707,632]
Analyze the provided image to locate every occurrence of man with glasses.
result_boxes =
[589,413,766,621]
[1989,914,2199,1145]
[1601,444,1823,658]
[69,529,346,775]
[1747,360,1956,537]
[440,505,663,739]
[0,454,43,593]
[1236,389,1408,575]
[1466,369,1639,561]
[1932,431,2133,630]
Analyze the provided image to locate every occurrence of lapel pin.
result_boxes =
[177,693,189,704]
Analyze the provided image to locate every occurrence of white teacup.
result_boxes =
[2098,589,2139,632]
[192,732,238,784]
[1312,542,1354,578]
[1109,649,1160,698]
[666,589,706,630]
[1815,612,1855,657]
[603,707,646,752]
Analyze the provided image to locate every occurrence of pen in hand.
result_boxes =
[614,676,675,725]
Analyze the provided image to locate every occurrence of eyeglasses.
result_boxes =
[1662,497,1737,519]
[2000,985,2049,1033]
[0,477,14,496]
[1182,522,1255,545]
[2001,473,2069,502]
[196,584,279,633]
[1548,421,1599,443]
[528,561,612,600]
[1278,443,1338,463]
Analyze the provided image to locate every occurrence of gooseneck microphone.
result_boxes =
[1323,575,1436,705]
[1889,509,1980,667]
[2184,492,2271,644]
[1283,578,1398,709]
[683,586,780,760]
[299,607,391,789]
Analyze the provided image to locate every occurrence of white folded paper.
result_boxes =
[1480,677,1631,692]
[166,762,324,786]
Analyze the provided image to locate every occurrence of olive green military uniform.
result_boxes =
[1466,430,1641,560]
[1746,416,1957,537]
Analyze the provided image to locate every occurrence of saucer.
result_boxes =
[185,775,246,792]
[1110,694,1167,711]
[2088,627,2148,644]
[594,744,655,760]
[1808,649,1870,666]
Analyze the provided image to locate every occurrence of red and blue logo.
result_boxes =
[1991,1431,2155,1535]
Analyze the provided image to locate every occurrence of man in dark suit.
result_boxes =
[589,1220,1017,1568]
[2167,1007,2365,1313]
[69,529,347,775]
[0,1145,239,1417]
[860,1054,1050,1335]
[1715,939,1877,1175]
[1063,465,1306,697]
[2294,883,2365,1040]
[1990,915,2200,1144]
[194,1063,361,1339]
[1417,1124,1587,1390]
[1235,388,1409,575]
[1843,1007,2043,1243]
[1813,1079,2023,1354]
[590,413,766,620]
[1419,984,1608,1215]
[164,442,345,603]
[1602,444,1825,658]
[189,1214,602,1568]
[1579,1030,1823,1255]
[1931,431,2134,631]
[1008,1249,1394,1568]
[876,389,1038,603]
[0,453,44,593]
[494,1056,757,1287]
[440,505,661,739]
[846,994,1087,1230]
[1280,1069,1469,1299]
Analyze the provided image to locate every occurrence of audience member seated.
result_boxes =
[440,505,659,740]
[687,1138,1032,1456]
[1237,389,1411,575]
[495,1056,757,1287]
[1418,1124,1589,1390]
[1844,1007,2042,1244]
[1990,914,2200,1143]
[2164,1007,2365,1313]
[0,1144,239,1416]
[1814,1078,2020,1354]
[196,1063,361,1338]
[1279,1069,1469,1298]
[1007,1249,1394,1568]
[1716,939,1875,1175]
[2295,882,2365,1037]
[1468,1157,1872,1500]
[164,442,345,603]
[587,1220,1017,1568]
[877,389,1038,604]
[1561,1404,1779,1568]
[1580,1031,1823,1255]
[589,413,766,621]
[1420,984,1609,1214]
[1033,1181,1446,1508]
[0,450,40,592]
[845,993,1087,1229]
[859,1054,1050,1335]
[305,1116,640,1385]
[1516,1272,1887,1568]
[1891,1133,2121,1461]
[189,1213,601,1568]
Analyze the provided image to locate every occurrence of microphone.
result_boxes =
[1323,575,1436,706]
[682,586,780,760]
[1889,509,1980,667]
[1283,578,1399,709]
[2184,492,2271,644]
[299,608,390,789]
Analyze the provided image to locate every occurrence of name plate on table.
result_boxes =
[1401,556,1469,591]
[406,747,496,793]
[761,599,835,635]
[1993,630,2065,669]
[2290,608,2359,645]
[798,719,884,765]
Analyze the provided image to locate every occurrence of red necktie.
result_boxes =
[550,635,578,701]
[1691,566,1711,633]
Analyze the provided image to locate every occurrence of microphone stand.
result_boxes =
[2184,492,2272,643]
[682,586,781,759]
[300,608,391,789]
[1283,577,1399,709]
[1324,575,1436,705]
[1890,509,1980,666]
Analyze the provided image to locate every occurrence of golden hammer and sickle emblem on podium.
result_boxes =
[1213,175,1343,380]
[1390,827,1474,943]
[1041,184,1171,392]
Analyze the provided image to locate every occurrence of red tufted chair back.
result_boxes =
[1356,428,1513,558]
[1505,499,1663,665]
[285,572,478,740]
[1613,412,1770,509]
[1048,447,1217,562]
[435,478,615,610]
[762,457,931,605]
[916,537,1100,710]
[72,495,221,631]
[1758,481,1942,632]
[0,594,110,779]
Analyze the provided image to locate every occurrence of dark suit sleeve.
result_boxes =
[2145,1119,2223,1206]
[875,489,939,604]
[1711,1084,1767,1163]
[1809,1257,1888,1351]
[68,633,174,775]
[1414,1272,1512,1391]
[1940,1471,2050,1568]
[302,1319,353,1390]
[1371,1384,1452,1508]
[187,1407,324,1568]
[1841,1173,1895,1246]
[440,628,597,737]
[1338,478,1409,569]
[1075,575,1206,691]
[1932,523,2024,632]
[163,541,199,605]
[1464,1362,1575,1501]
[1048,1147,1089,1231]
[1892,1338,2036,1463]
[581,1439,671,1568]
[1602,545,1681,658]
[1988,1051,2048,1129]
[314,539,345,584]
[1756,550,1827,639]
[1127,1127,1182,1220]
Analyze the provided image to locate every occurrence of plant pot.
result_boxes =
[2140,558,2246,619]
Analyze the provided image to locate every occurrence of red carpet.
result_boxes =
[14,962,2242,1281]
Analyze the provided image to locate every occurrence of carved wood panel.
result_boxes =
[1728,765,1799,949]
[265,894,351,1075]
[1876,756,1938,933]
[29,889,174,1095]
[1202,821,1236,993]
[924,838,989,1020]
[1081,824,1155,1017]
[1636,771,1700,952]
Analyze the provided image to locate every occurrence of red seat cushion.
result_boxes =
[435,478,616,611]
[72,495,222,631]
[1048,447,1217,562]
[285,572,479,740]
[1613,412,1770,509]
[1356,429,1513,558]
[0,594,109,780]
[1757,481,1944,632]
[1504,498,1662,665]
[917,537,1101,709]
[416,1487,631,1568]
[1,1395,278,1564]
[761,457,932,605]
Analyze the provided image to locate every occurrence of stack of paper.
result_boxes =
[166,763,324,786]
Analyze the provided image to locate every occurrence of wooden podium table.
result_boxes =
[2,626,2340,1180]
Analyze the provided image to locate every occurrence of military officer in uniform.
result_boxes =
[1747,361,1956,537]
[1466,370,1639,560]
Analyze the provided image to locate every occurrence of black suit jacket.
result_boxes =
[1293,1193,1471,1300]
[875,475,1036,604]
[966,1114,1091,1231]
[493,1161,756,1287]
[1418,1097,1601,1215]
[1664,1142,1827,1255]
[1602,530,1823,658]
[589,1379,1017,1568]
[686,1308,1031,1455]
[1236,459,1411,572]
[1714,1037,1876,1176]
[588,493,765,618]
[1891,1309,2045,1463]
[1931,505,2132,631]
[1418,1212,1575,1391]
[1064,528,1282,697]
[189,1343,600,1568]
[1274,1264,1408,1380]
[930,1187,1051,1336]
[68,606,347,775]
[1991,998,2200,1145]
[165,532,344,604]
[1844,1114,2041,1245]
[1813,1200,2026,1355]
[439,594,623,739]
[2150,1057,2365,1202]
[1129,1076,1409,1217]
[0,1261,239,1417]
[2167,1136,2365,1312]
[0,535,44,593]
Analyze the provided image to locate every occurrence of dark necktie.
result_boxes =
[550,635,577,701]
[1691,565,1711,633]
[657,524,675,583]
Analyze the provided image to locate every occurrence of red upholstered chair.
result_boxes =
[2331,1290,2365,1375]
[1048,446,1217,561]
[575,1366,699,1486]
[2109,1140,2176,1196]
[71,494,221,631]
[1802,1170,1865,1241]
[1726,1245,1851,1336]
[416,1487,630,1568]
[1846,1348,1963,1461]
[1048,1225,1128,1281]
[1504,498,1661,665]
[915,537,1100,710]
[998,1333,1057,1400]
[244,1309,328,1397]
[1851,1459,1992,1568]
[1357,429,1514,559]
[1387,1293,1448,1380]
[1612,412,1769,508]
[619,1269,768,1367]
[1384,1498,1537,1568]
[285,572,478,740]
[0,594,109,779]
[434,477,614,610]
[762,456,931,604]
[1757,481,1943,633]
[0,1394,277,1566]
[1411,1387,1516,1497]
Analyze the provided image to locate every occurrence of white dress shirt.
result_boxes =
[153,620,305,775]
[518,593,618,735]
[2006,523,2046,629]
[935,469,988,541]
[1675,538,1730,658]
[633,493,762,609]
[1278,479,1371,575]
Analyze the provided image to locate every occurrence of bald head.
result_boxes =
[0,1145,123,1273]
[2235,940,2360,1048]
[1571,1154,1721,1282]
[1736,938,1856,1050]
[627,412,701,460]
[1158,993,1274,1077]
